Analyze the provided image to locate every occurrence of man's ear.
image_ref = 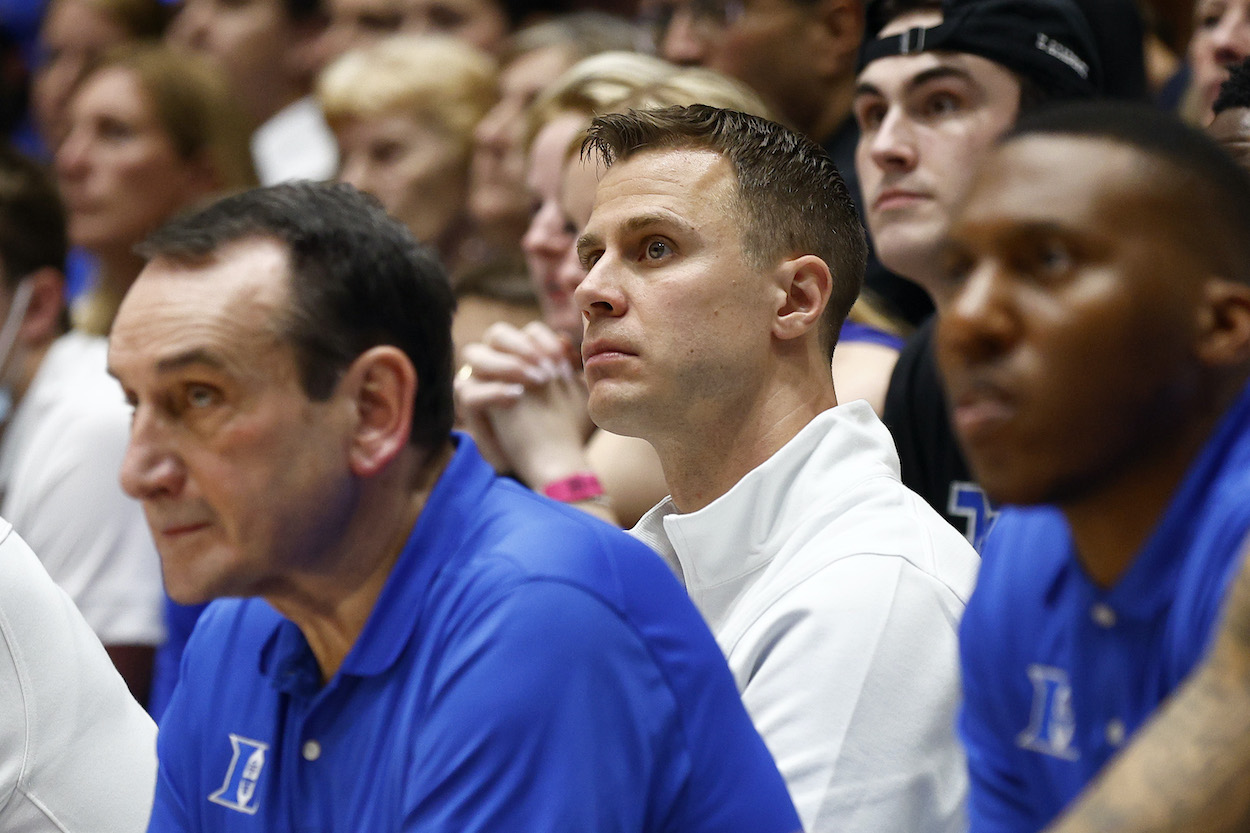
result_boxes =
[343,345,417,478]
[17,267,66,345]
[772,255,832,342]
[1196,277,1250,367]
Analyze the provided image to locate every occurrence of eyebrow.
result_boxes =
[953,218,1079,249]
[576,211,692,264]
[154,348,229,375]
[106,347,227,386]
[575,231,602,264]
[854,64,979,99]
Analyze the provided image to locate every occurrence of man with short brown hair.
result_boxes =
[577,104,979,833]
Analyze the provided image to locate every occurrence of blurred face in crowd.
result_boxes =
[56,67,214,258]
[549,150,601,342]
[321,0,404,61]
[521,113,586,343]
[853,9,1020,300]
[937,135,1213,507]
[32,0,130,146]
[336,112,469,257]
[401,0,508,55]
[470,45,574,237]
[1190,0,1250,124]
[167,0,306,122]
[645,0,840,135]
[111,238,359,604]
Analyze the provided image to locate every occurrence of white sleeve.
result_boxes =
[0,521,157,832]
[732,553,969,833]
[4,390,164,645]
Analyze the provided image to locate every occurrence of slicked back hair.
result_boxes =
[1009,100,1250,285]
[140,181,456,450]
[583,104,866,357]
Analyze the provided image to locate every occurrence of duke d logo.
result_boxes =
[209,734,269,814]
[1016,665,1080,761]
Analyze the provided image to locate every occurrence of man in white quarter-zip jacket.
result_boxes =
[574,104,980,833]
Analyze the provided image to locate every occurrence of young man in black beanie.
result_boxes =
[853,0,1104,551]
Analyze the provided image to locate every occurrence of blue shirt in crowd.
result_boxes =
[959,381,1250,833]
[148,435,800,833]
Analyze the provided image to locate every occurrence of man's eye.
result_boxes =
[1195,1,1225,29]
[1017,240,1074,281]
[1036,241,1072,273]
[645,239,670,260]
[923,92,962,117]
[186,385,219,409]
[854,101,886,131]
[97,117,136,142]
[1197,3,1226,29]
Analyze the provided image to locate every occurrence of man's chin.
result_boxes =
[587,390,646,440]
[161,577,218,608]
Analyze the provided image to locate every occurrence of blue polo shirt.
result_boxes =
[959,381,1250,833]
[148,436,800,833]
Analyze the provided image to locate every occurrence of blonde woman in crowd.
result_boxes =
[31,0,169,150]
[55,44,257,336]
[319,34,495,278]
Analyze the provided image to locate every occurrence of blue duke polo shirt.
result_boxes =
[148,436,800,833]
[959,381,1250,833]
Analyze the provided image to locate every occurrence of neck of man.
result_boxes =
[1062,384,1239,589]
[658,356,837,514]
[267,440,455,682]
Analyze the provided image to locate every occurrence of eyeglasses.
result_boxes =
[640,0,747,45]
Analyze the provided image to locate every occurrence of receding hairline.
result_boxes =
[109,242,296,376]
